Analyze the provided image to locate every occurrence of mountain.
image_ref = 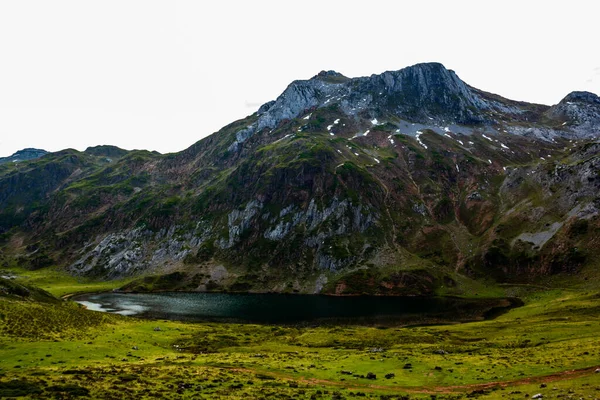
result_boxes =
[0,148,48,165]
[1,63,599,295]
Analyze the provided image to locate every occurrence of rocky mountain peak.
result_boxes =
[229,63,489,151]
[373,62,465,96]
[360,62,492,123]
[561,91,600,105]
[545,90,600,138]
[228,64,600,153]
[84,145,129,158]
[311,70,349,83]
[313,70,343,78]
[385,61,455,82]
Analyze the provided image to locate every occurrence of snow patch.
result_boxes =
[482,134,493,142]
[373,158,380,164]
[500,143,509,150]
[415,130,428,149]
[303,114,311,120]
[351,129,369,140]
[273,134,293,144]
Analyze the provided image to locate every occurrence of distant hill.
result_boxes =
[0,148,48,164]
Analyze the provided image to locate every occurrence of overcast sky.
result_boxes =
[1,1,599,157]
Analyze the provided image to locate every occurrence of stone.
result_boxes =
[467,191,482,201]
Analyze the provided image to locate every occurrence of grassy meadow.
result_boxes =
[0,268,599,399]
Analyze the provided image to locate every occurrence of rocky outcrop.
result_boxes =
[545,91,600,138]
[217,200,263,249]
[348,62,503,123]
[66,195,379,280]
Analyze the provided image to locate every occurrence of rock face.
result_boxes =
[349,62,496,123]
[1,63,600,294]
[0,148,48,165]
[545,91,600,138]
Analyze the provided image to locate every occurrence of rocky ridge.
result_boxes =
[230,63,598,151]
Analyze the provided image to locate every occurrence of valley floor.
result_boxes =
[1,271,599,399]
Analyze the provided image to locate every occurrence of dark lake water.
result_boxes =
[73,292,517,325]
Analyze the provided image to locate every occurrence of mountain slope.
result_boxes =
[1,63,599,294]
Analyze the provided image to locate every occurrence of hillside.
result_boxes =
[0,63,599,294]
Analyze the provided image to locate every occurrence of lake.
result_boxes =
[73,292,519,325]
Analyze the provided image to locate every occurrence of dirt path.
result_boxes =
[223,365,600,394]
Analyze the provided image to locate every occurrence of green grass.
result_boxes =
[5,266,133,297]
[1,277,599,399]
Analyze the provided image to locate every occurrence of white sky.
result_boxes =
[1,0,599,157]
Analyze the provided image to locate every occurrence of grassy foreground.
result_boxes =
[1,271,599,399]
